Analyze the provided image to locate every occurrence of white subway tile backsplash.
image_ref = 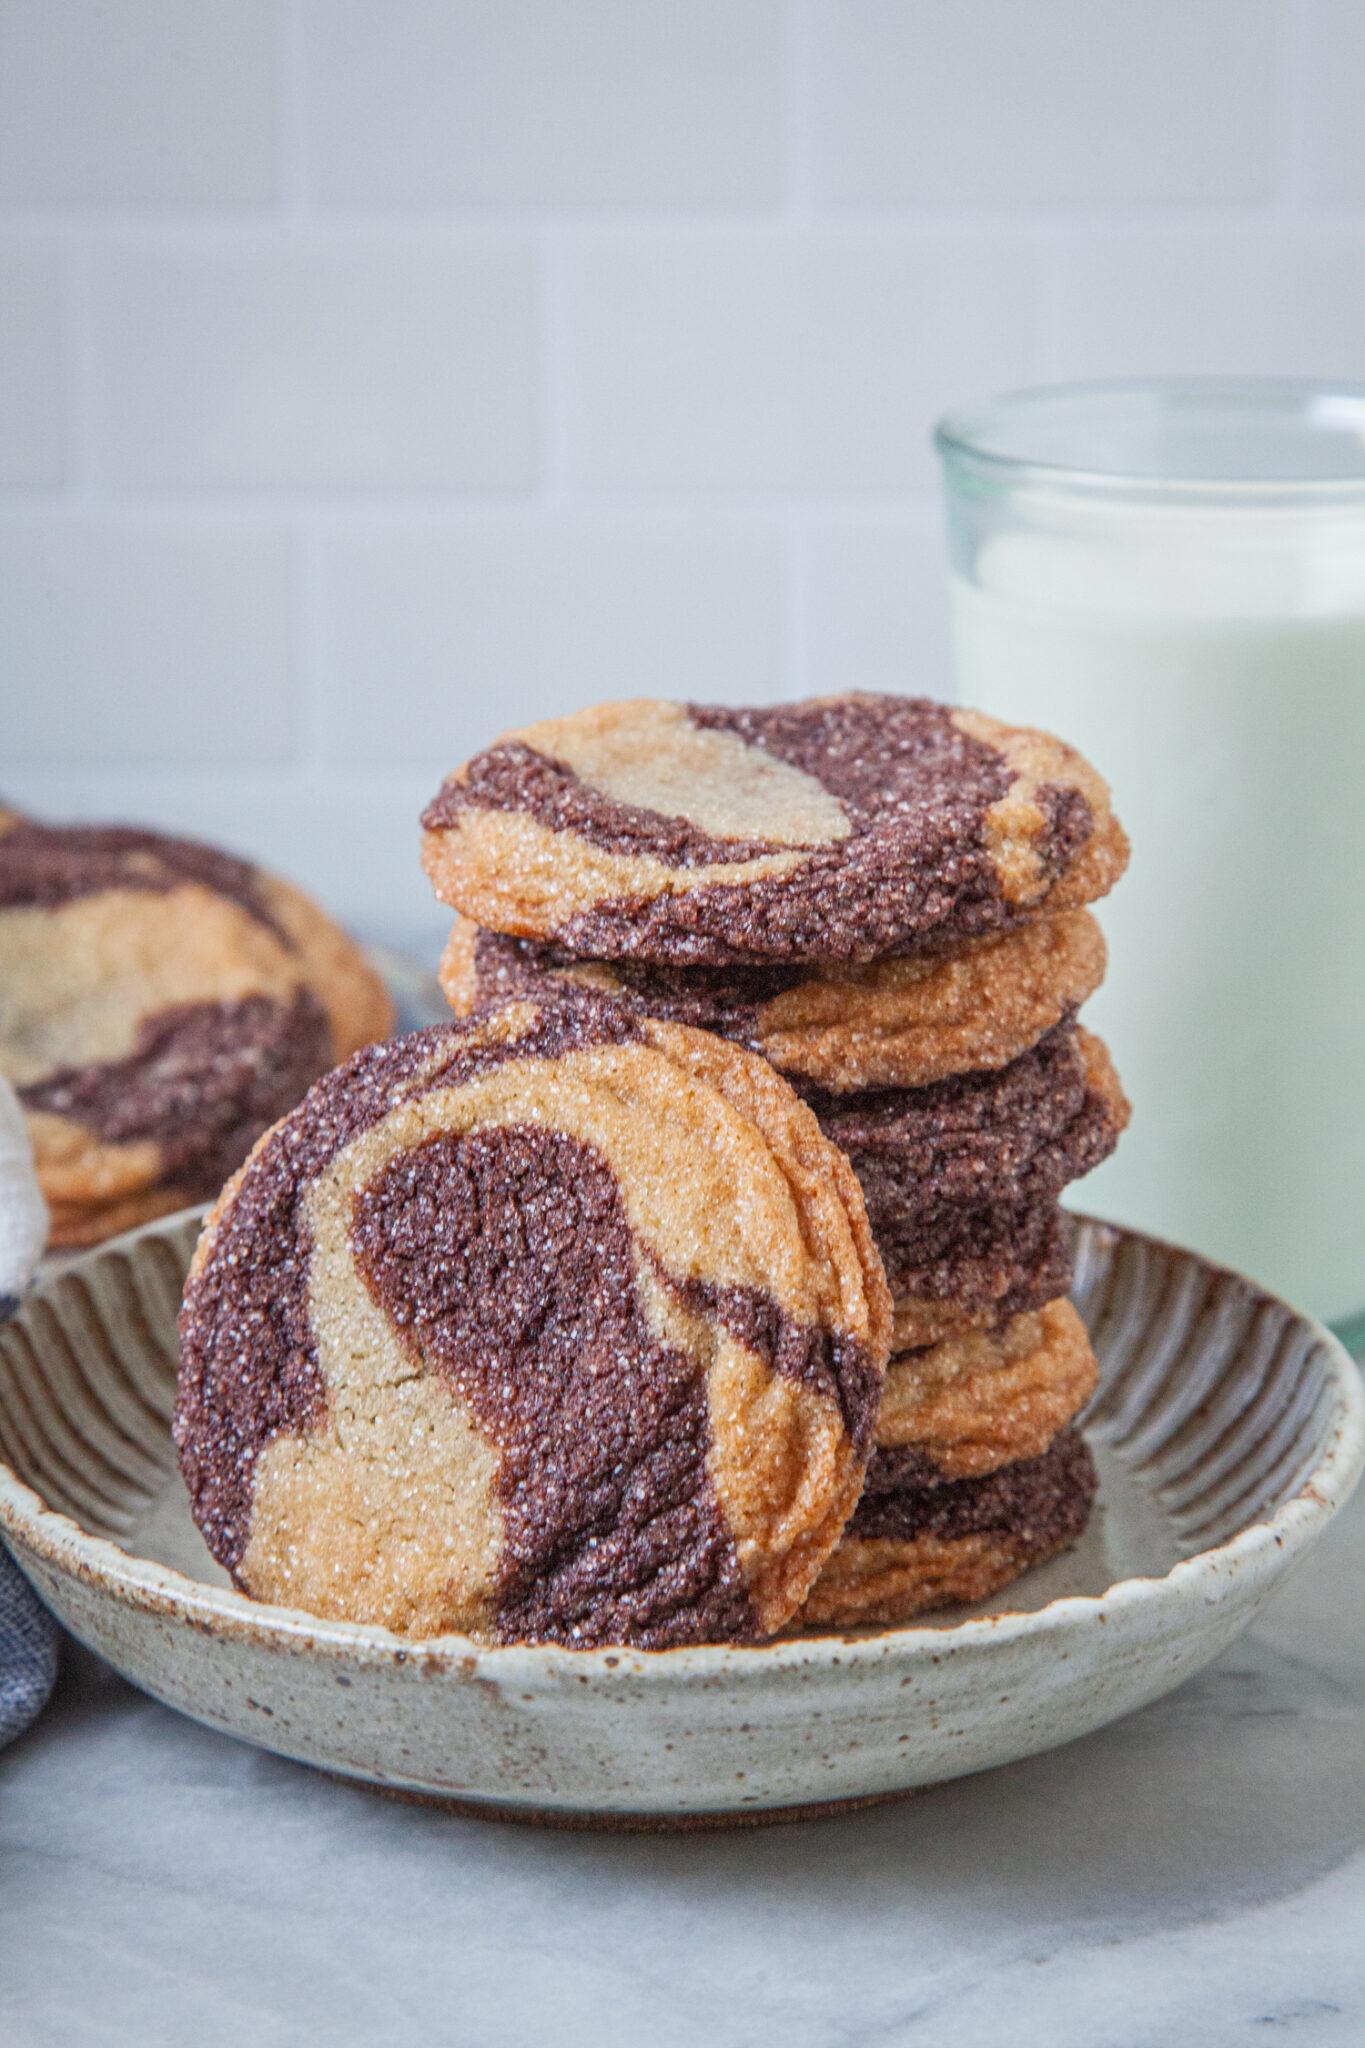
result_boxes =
[91,237,539,490]
[0,239,65,484]
[566,236,1037,490]
[229,780,454,953]
[805,0,1278,208]
[0,0,1360,947]
[1298,2,1365,203]
[0,518,297,767]
[307,0,783,210]
[0,0,279,206]
[794,508,952,700]
[1050,229,1365,381]
[317,513,783,768]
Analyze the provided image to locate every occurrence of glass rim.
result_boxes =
[934,375,1365,503]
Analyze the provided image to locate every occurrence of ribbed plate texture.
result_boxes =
[0,1209,1359,1821]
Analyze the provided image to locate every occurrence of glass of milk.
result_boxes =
[936,379,1365,1336]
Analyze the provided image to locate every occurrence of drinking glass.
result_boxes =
[936,378,1365,1340]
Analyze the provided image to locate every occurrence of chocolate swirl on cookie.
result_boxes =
[1,817,395,1247]
[0,821,287,940]
[849,1426,1097,1545]
[800,1427,1099,1630]
[176,998,890,1649]
[17,989,331,1202]
[446,906,1110,1097]
[421,695,1128,964]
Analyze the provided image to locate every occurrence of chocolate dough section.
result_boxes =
[352,1124,759,1649]
[428,698,1097,963]
[471,927,807,1040]
[176,1012,653,1576]
[850,1425,1097,1551]
[804,1023,1116,1318]
[799,1023,1117,1241]
[0,821,286,939]
[19,990,332,1200]
[881,1200,1076,1326]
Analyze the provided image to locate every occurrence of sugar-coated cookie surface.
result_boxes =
[886,1202,1077,1352]
[442,907,1109,1094]
[0,1072,47,1309]
[812,1024,1128,1341]
[869,1299,1098,1487]
[421,695,1128,965]
[799,1425,1098,1629]
[445,915,1127,1349]
[0,821,394,1246]
[801,1026,1127,1243]
[174,997,891,1650]
[800,1302,1100,1628]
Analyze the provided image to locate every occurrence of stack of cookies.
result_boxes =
[421,693,1130,1629]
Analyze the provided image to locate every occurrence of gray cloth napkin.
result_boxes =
[0,1539,58,1748]
[0,1075,60,1747]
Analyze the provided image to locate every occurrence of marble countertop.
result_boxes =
[1,1476,1361,2047]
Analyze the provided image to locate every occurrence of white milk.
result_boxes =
[951,519,1365,1323]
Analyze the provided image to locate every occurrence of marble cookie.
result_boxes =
[175,997,892,1650]
[800,1425,1098,1630]
[886,1201,1077,1352]
[815,1024,1129,1346]
[0,821,394,1246]
[441,906,1108,1095]
[868,1299,1098,1490]
[421,694,1129,965]
[801,1303,1100,1629]
[444,925,1126,1350]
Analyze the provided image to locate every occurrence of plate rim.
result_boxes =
[2,1208,1363,1685]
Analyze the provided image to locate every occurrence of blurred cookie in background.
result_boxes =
[0,818,394,1247]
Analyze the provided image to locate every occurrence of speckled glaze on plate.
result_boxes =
[0,1212,1360,1826]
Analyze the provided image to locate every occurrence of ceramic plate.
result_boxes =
[361,942,450,1033]
[0,1212,1360,1827]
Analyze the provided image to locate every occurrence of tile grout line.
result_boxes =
[0,482,950,520]
[280,0,316,807]
[1271,0,1311,221]
[59,225,100,508]
[8,203,1365,243]
[781,0,811,219]
[538,230,574,512]
[278,0,313,224]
